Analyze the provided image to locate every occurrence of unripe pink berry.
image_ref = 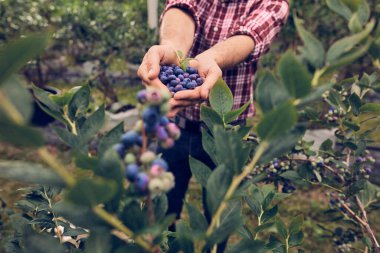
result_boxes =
[161,138,174,149]
[147,90,163,105]
[150,164,163,177]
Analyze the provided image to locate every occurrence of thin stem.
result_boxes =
[0,91,25,125]
[147,193,155,225]
[38,147,76,187]
[92,206,155,253]
[206,141,269,237]
[43,187,62,242]
[254,209,264,240]
[63,106,78,135]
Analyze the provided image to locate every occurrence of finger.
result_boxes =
[173,87,202,101]
[200,68,221,100]
[170,98,195,107]
[145,47,162,80]
[167,105,184,118]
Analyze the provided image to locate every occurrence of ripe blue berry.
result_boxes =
[135,172,149,191]
[156,126,169,141]
[113,143,125,158]
[137,90,148,103]
[125,164,139,181]
[142,107,160,127]
[152,158,169,171]
[121,130,139,148]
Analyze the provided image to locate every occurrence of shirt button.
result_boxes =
[213,27,219,32]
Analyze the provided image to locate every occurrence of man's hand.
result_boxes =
[137,45,179,90]
[172,53,222,106]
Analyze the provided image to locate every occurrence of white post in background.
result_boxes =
[147,0,158,30]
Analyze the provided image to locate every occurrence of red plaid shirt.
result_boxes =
[163,0,289,121]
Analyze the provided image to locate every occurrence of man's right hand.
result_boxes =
[137,45,179,90]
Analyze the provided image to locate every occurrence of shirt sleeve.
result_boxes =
[228,0,290,62]
[160,0,200,33]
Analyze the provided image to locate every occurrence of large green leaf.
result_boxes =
[1,77,33,122]
[201,128,218,165]
[360,103,380,114]
[326,0,352,20]
[205,201,243,249]
[189,156,212,188]
[257,101,298,141]
[294,15,325,68]
[65,178,117,206]
[84,228,111,253]
[326,20,374,64]
[357,182,379,208]
[255,71,289,113]
[79,105,105,144]
[53,126,80,148]
[225,239,267,253]
[68,85,91,120]
[214,126,250,174]
[200,105,224,131]
[0,34,49,86]
[277,50,312,98]
[289,215,303,236]
[297,83,334,107]
[223,101,250,124]
[0,120,44,148]
[206,164,233,214]
[98,122,124,156]
[209,77,233,115]
[0,161,64,186]
[185,202,208,232]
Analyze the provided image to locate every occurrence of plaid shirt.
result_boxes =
[163,0,289,121]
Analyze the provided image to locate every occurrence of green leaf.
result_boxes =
[79,105,105,144]
[201,127,217,165]
[223,101,250,124]
[189,156,212,188]
[65,178,117,207]
[326,20,374,64]
[324,37,373,74]
[360,103,380,114]
[244,196,262,216]
[84,228,111,253]
[357,182,379,208]
[277,50,312,98]
[214,126,250,174]
[297,83,334,107]
[209,77,233,115]
[98,122,124,156]
[0,33,49,86]
[32,86,67,124]
[289,231,304,247]
[257,101,298,141]
[343,120,360,131]
[121,200,148,233]
[0,161,64,186]
[255,70,289,113]
[348,93,362,116]
[1,77,33,122]
[225,239,267,253]
[261,205,278,223]
[237,225,254,240]
[0,120,44,148]
[289,215,303,236]
[185,203,208,232]
[259,125,305,164]
[294,15,325,68]
[176,220,195,253]
[200,105,224,131]
[262,192,275,210]
[357,0,370,25]
[280,171,303,182]
[275,219,288,240]
[253,222,275,235]
[326,0,352,20]
[206,164,233,214]
[75,153,100,170]
[205,201,243,249]
[348,13,363,33]
[53,126,79,148]
[68,85,91,120]
[23,233,65,253]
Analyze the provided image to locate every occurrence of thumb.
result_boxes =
[200,68,221,100]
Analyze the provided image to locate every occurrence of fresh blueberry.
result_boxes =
[152,158,169,171]
[121,130,139,148]
[175,84,183,92]
[135,172,149,191]
[125,164,139,181]
[113,143,125,158]
[142,107,160,127]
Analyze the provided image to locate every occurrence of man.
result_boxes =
[138,0,289,236]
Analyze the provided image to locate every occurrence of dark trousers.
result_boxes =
[159,126,227,253]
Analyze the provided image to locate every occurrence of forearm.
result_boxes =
[196,35,255,69]
[160,7,195,56]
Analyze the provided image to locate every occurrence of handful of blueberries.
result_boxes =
[159,65,203,94]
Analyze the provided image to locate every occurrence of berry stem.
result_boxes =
[147,193,155,225]
[92,206,156,253]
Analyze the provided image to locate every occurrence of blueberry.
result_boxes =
[121,130,139,147]
[113,143,125,158]
[183,78,191,83]
[183,73,189,78]
[160,75,169,84]
[152,158,169,171]
[165,69,173,75]
[186,67,197,74]
[174,68,184,75]
[135,172,149,191]
[168,74,176,81]
[178,74,184,80]
[156,126,169,141]
[196,78,203,85]
[137,90,148,103]
[170,80,179,87]
[125,164,140,181]
[142,107,160,127]
[175,84,183,92]
[159,116,170,126]
[189,74,197,80]
[169,86,174,92]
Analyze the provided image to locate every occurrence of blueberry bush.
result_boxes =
[1,0,380,252]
